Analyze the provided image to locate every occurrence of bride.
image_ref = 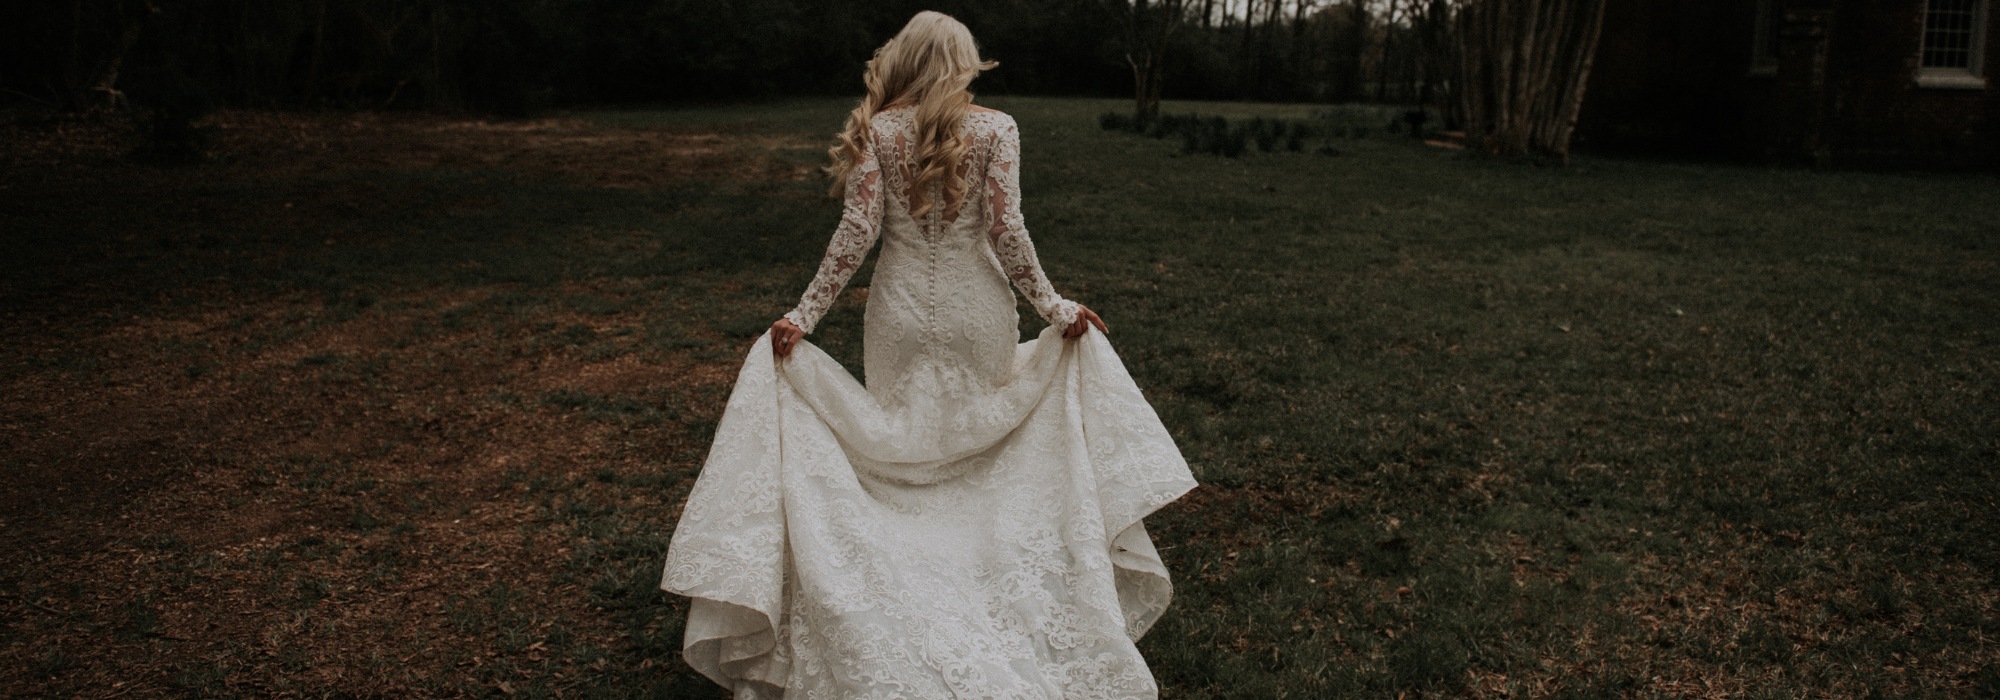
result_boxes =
[661,11,1196,699]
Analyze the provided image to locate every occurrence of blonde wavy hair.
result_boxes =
[827,11,996,220]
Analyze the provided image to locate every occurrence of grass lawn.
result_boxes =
[1,96,1995,699]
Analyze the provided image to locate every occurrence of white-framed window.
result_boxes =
[1750,0,1781,77]
[1918,0,1988,88]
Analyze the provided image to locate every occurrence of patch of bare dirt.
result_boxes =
[0,109,823,191]
[0,110,806,697]
[0,281,743,696]
[200,111,823,188]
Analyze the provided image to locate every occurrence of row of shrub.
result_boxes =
[1100,112,1372,157]
[1100,107,1445,158]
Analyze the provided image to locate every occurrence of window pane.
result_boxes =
[1922,0,1981,69]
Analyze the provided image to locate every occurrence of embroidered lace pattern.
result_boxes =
[665,109,1195,700]
[783,110,1078,336]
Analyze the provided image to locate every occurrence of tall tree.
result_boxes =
[1335,1,1370,101]
[1289,0,1317,100]
[1261,0,1284,95]
[1108,0,1189,120]
[1373,0,1401,101]
[1455,0,1606,161]
[69,0,149,111]
[1239,0,1258,93]
[1413,0,1457,123]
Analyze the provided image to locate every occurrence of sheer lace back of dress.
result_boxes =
[783,107,1076,338]
[875,107,978,228]
[878,109,976,227]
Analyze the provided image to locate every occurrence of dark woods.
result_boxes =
[3,0,1602,160]
[4,0,949,116]
[2,1,1463,112]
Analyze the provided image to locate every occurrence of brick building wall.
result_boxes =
[1575,0,1759,154]
[1818,0,1998,161]
[1579,0,1998,166]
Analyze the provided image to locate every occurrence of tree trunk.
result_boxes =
[1456,0,1604,161]
[238,0,253,105]
[1261,0,1284,98]
[1334,1,1370,103]
[304,0,326,104]
[1118,0,1184,120]
[1417,0,1461,127]
[1292,0,1316,98]
[1240,0,1258,96]
[1146,49,1166,111]
[428,7,445,109]
[1375,0,1400,102]
[86,2,144,111]
[1129,53,1156,119]
[65,0,82,111]
[1129,0,1155,119]
[1539,0,1603,161]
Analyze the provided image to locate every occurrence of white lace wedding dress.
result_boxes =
[661,108,1197,699]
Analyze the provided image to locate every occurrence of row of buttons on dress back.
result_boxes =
[926,181,943,342]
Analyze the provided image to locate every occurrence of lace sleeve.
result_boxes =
[985,116,1079,329]
[784,138,884,335]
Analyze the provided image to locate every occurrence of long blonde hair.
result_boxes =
[827,11,996,220]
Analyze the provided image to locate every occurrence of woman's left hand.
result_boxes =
[771,317,805,359]
[1065,305,1107,339]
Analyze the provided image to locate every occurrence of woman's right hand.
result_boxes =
[772,318,805,359]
